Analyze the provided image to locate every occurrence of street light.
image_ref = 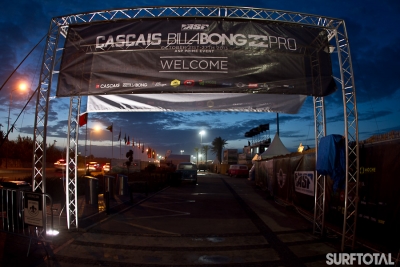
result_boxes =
[180,150,184,154]
[6,82,27,168]
[89,126,100,157]
[199,131,205,164]
[199,130,205,145]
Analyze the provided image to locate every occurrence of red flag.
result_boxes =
[78,113,88,127]
[106,125,113,132]
[127,136,130,145]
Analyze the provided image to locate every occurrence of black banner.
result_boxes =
[57,19,336,97]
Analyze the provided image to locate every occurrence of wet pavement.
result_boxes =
[0,173,398,266]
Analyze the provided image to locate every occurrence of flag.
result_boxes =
[124,134,126,144]
[118,130,121,141]
[142,143,144,153]
[127,136,130,145]
[106,125,113,132]
[78,113,88,127]
[132,137,134,147]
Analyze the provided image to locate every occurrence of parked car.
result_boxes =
[87,162,101,171]
[198,164,207,172]
[227,164,249,177]
[103,163,111,173]
[54,159,67,171]
[176,162,197,184]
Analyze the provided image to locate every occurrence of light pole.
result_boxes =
[89,127,100,158]
[6,83,27,168]
[90,130,92,158]
[199,130,205,164]
[199,130,205,145]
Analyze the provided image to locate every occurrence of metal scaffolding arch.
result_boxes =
[313,96,327,237]
[32,6,359,250]
[334,21,360,251]
[65,96,81,229]
[32,21,62,193]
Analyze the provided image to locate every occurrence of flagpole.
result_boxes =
[85,121,88,169]
[111,123,114,160]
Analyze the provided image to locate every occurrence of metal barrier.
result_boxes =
[104,175,115,199]
[84,176,99,206]
[0,183,57,255]
[117,174,129,196]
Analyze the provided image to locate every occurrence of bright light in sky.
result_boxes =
[18,82,28,91]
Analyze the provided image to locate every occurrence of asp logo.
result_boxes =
[181,24,209,31]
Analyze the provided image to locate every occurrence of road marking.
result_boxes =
[136,204,191,219]
[123,222,181,236]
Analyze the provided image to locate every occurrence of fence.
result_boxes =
[254,141,400,255]
[0,182,57,255]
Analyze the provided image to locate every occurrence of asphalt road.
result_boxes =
[0,172,393,266]
[35,172,345,266]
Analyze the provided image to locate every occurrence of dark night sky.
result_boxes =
[1,0,399,160]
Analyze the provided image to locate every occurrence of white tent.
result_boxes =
[260,133,290,160]
[251,153,261,163]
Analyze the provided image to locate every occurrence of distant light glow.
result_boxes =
[18,82,28,91]
[298,143,304,153]
[46,229,59,236]
[199,130,206,145]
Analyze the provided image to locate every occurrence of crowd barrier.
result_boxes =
[0,181,57,255]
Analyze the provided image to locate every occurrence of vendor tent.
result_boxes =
[251,154,261,163]
[260,133,290,160]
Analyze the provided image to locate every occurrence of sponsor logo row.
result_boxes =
[95,80,294,89]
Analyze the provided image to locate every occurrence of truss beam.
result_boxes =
[33,7,359,247]
[313,96,326,236]
[65,96,81,229]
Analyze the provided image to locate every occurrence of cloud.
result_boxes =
[2,1,400,157]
